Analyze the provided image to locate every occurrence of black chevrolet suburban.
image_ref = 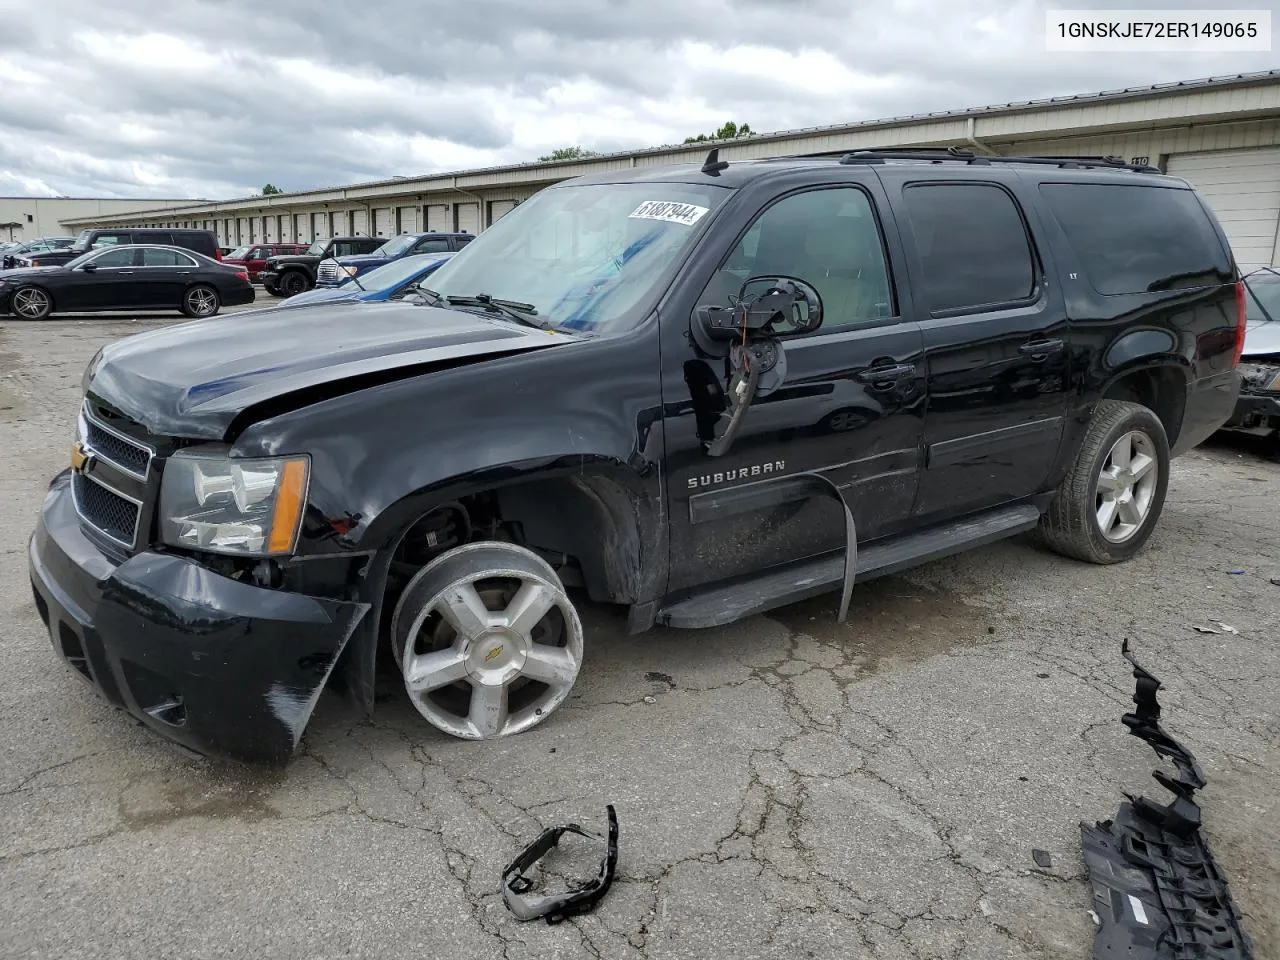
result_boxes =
[24,228,222,267]
[29,149,1243,763]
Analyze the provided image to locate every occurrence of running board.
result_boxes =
[657,503,1041,629]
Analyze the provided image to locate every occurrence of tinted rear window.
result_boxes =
[1039,183,1232,295]
[902,182,1037,314]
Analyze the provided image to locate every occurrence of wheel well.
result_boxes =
[378,476,646,641]
[1102,367,1185,446]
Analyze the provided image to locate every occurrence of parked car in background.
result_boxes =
[223,243,309,282]
[2,237,75,270]
[281,252,455,307]
[0,244,252,320]
[260,236,382,297]
[219,246,235,258]
[315,232,472,287]
[1221,267,1280,451]
[22,228,222,268]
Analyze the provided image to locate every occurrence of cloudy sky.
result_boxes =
[0,0,1276,200]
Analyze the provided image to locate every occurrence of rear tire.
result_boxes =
[1040,400,1169,564]
[181,284,220,318]
[10,285,53,320]
[278,271,309,297]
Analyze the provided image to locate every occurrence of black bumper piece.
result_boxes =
[29,472,369,765]
[1081,642,1254,958]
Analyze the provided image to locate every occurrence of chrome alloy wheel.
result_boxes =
[12,287,50,319]
[394,543,584,740]
[1095,429,1158,543]
[186,287,218,317]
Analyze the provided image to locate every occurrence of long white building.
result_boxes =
[0,197,200,243]
[61,69,1280,270]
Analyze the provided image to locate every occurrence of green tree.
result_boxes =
[261,183,283,195]
[684,121,753,144]
[537,146,599,162]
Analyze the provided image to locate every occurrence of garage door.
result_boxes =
[351,208,368,236]
[397,205,420,233]
[489,200,517,225]
[264,217,277,243]
[373,207,393,238]
[426,205,451,232]
[236,218,250,244]
[1166,147,1280,270]
[456,202,480,235]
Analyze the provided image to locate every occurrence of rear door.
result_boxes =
[136,247,197,306]
[663,175,927,594]
[875,167,1070,524]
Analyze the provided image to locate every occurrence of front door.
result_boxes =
[60,247,141,310]
[875,169,1071,524]
[662,180,927,595]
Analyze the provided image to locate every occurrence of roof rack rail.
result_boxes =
[835,148,1160,173]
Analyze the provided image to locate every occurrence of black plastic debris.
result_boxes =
[1080,641,1255,959]
[502,805,619,925]
[1032,848,1053,869]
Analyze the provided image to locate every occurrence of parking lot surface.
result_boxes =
[1,313,1277,960]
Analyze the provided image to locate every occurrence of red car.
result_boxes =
[223,243,308,281]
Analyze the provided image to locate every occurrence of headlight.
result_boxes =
[81,347,104,394]
[160,452,310,556]
[342,265,360,277]
[1238,362,1280,392]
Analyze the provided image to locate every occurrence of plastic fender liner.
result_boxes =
[501,805,619,924]
[1080,641,1255,959]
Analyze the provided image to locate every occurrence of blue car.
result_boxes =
[280,252,455,307]
[315,231,472,287]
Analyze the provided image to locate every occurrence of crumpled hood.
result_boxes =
[1243,318,1280,357]
[86,300,579,439]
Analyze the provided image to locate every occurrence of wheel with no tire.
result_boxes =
[1041,399,1169,564]
[278,271,309,297]
[10,285,52,320]
[391,542,584,740]
[181,284,220,318]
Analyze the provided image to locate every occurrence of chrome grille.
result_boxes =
[80,404,154,479]
[316,260,341,284]
[72,472,140,548]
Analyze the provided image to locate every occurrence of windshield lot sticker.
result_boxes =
[629,201,709,226]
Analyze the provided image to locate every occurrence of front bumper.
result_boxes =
[259,270,280,287]
[1220,390,1280,435]
[29,472,368,764]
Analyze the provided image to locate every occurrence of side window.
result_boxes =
[91,248,137,268]
[699,186,894,330]
[331,242,356,258]
[92,233,129,249]
[252,246,270,259]
[1039,183,1233,295]
[413,238,451,253]
[902,183,1036,314]
[455,236,473,247]
[142,248,194,267]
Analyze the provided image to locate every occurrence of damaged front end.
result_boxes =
[1081,642,1255,959]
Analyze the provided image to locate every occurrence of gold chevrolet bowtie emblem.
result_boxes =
[70,441,89,472]
[484,645,504,663]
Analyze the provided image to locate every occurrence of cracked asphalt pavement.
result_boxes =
[1,313,1278,960]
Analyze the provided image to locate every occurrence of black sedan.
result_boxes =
[0,245,254,320]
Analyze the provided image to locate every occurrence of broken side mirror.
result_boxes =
[690,278,823,457]
[691,276,823,357]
